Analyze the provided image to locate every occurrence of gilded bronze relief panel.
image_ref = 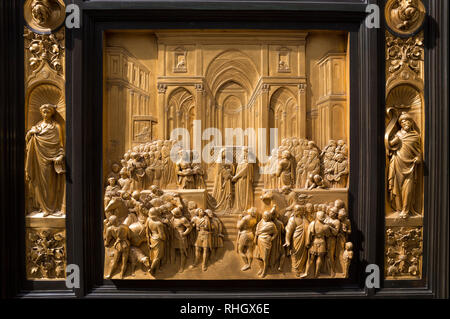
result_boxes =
[102,30,352,279]
[24,0,67,280]
[384,0,426,280]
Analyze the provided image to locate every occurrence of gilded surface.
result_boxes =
[24,2,66,280]
[384,2,425,280]
[103,31,352,279]
[26,228,66,279]
[24,0,65,34]
[384,0,426,36]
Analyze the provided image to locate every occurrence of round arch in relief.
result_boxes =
[269,87,299,142]
[386,83,423,136]
[206,49,259,96]
[166,87,196,143]
[25,82,65,145]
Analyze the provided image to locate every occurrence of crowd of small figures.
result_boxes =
[103,185,225,278]
[263,138,349,189]
[103,138,351,279]
[105,139,200,193]
[104,137,349,200]
[103,185,353,279]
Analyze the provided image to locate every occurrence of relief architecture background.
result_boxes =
[384,0,426,280]
[102,31,353,279]
[23,0,66,280]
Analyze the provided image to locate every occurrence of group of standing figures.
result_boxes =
[103,185,224,278]
[236,200,353,278]
[263,138,349,190]
[105,139,207,195]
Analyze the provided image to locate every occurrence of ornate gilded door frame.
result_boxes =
[0,0,448,298]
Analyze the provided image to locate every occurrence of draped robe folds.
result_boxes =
[233,162,253,212]
[286,217,309,272]
[254,220,277,261]
[212,162,233,211]
[388,129,421,214]
[25,121,65,214]
[269,218,285,268]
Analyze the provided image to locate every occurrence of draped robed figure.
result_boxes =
[212,148,234,211]
[25,104,65,216]
[386,111,422,217]
[232,149,254,212]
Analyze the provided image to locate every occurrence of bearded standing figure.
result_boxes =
[387,112,422,218]
[284,205,309,276]
[25,104,65,216]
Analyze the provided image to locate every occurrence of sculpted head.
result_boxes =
[39,104,57,121]
[111,163,120,173]
[132,190,140,200]
[262,211,272,222]
[328,207,338,219]
[107,177,116,186]
[171,207,182,218]
[247,207,257,217]
[31,0,52,25]
[316,210,326,222]
[345,242,353,251]
[398,0,418,19]
[338,209,347,221]
[196,208,205,217]
[119,167,128,178]
[334,199,345,210]
[282,150,291,160]
[149,207,159,218]
[399,112,415,132]
[108,214,119,226]
[205,209,213,218]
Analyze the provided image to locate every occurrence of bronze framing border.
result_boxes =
[0,0,448,299]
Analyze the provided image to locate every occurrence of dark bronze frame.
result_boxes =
[0,0,448,298]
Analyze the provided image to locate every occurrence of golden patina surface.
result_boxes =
[384,2,425,280]
[102,30,352,279]
[24,1,66,280]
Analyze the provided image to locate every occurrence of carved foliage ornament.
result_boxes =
[27,228,66,279]
[385,227,422,278]
[386,32,424,75]
[24,0,66,34]
[24,28,65,74]
[384,0,426,37]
